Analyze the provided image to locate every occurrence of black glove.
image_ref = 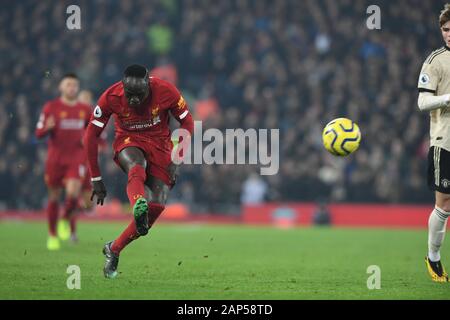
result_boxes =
[91,179,107,205]
[168,163,179,185]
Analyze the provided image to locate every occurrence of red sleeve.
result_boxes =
[84,90,113,179]
[162,82,194,135]
[161,82,194,163]
[35,102,53,139]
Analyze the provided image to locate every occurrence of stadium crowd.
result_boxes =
[0,0,442,211]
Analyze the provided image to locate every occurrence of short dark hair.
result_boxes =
[61,72,79,81]
[440,3,450,27]
[124,64,148,78]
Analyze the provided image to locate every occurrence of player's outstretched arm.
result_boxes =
[418,92,450,112]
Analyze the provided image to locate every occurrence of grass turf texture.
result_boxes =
[0,221,449,299]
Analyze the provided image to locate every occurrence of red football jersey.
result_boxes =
[36,98,91,163]
[90,77,189,142]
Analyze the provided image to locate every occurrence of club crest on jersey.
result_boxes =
[94,105,102,118]
[79,110,86,119]
[419,73,430,85]
[177,96,186,109]
[441,179,450,188]
[60,111,68,118]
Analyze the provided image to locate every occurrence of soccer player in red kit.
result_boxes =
[84,65,194,278]
[35,73,92,250]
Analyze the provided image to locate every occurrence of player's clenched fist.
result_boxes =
[91,180,107,205]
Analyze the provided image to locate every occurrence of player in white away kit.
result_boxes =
[418,4,450,282]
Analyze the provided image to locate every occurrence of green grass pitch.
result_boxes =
[0,221,449,299]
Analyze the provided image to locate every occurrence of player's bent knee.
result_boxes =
[436,192,450,212]
[66,178,82,194]
[47,188,61,201]
[438,201,450,213]
[151,192,167,206]
[119,147,147,172]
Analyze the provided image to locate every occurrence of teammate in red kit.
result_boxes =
[84,64,194,278]
[35,73,92,250]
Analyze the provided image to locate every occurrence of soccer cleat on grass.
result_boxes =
[102,241,119,279]
[47,236,60,251]
[425,256,449,282]
[57,219,70,241]
[133,197,149,236]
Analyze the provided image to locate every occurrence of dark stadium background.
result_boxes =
[0,0,444,213]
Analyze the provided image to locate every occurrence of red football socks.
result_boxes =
[63,198,78,219]
[69,215,77,234]
[111,221,140,255]
[110,203,165,255]
[148,203,165,227]
[63,197,78,234]
[47,200,59,236]
[126,165,146,206]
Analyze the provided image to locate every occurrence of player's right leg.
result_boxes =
[44,161,64,250]
[103,147,148,278]
[45,185,62,251]
[426,146,450,282]
[426,191,450,282]
[117,147,149,235]
[59,178,82,242]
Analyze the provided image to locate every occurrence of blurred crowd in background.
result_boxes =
[0,0,443,212]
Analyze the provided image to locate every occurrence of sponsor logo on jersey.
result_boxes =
[94,105,102,118]
[419,73,430,85]
[122,119,160,130]
[60,119,85,130]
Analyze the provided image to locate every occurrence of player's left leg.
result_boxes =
[80,190,93,211]
[117,147,149,235]
[103,147,148,278]
[109,176,168,255]
[59,178,82,242]
[45,186,62,250]
[44,162,64,250]
[144,176,168,229]
[425,146,450,282]
[79,169,94,211]
[426,191,450,282]
[104,176,169,279]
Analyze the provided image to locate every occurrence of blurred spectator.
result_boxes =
[312,200,332,226]
[241,173,268,205]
